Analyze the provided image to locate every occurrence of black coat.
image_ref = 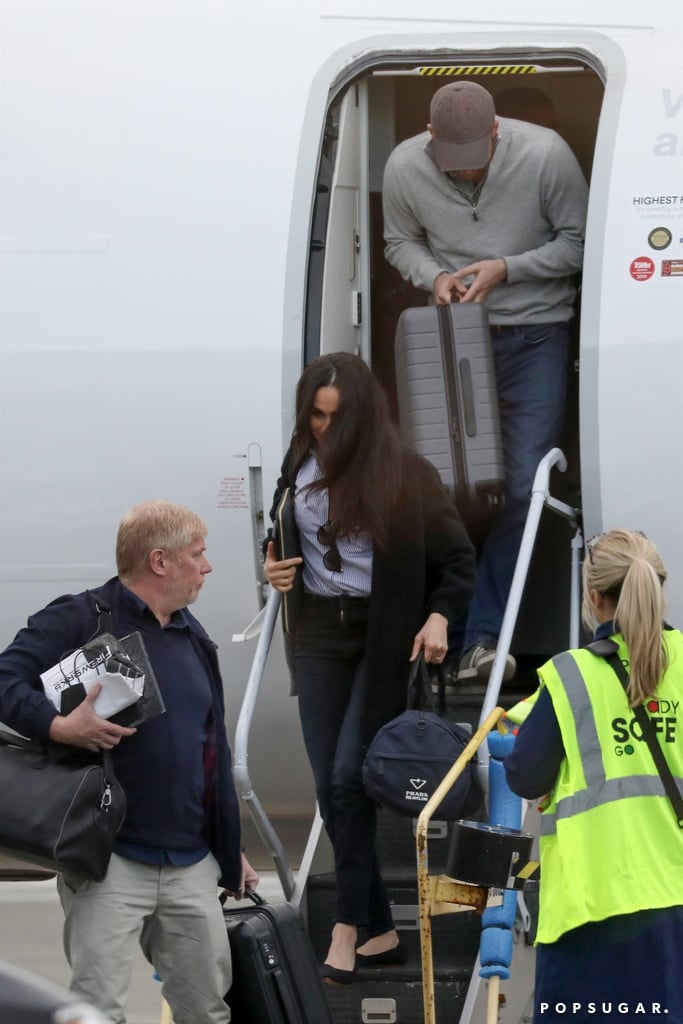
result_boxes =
[270,448,476,745]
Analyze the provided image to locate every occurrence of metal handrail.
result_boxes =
[455,446,581,1024]
[232,587,298,901]
[478,447,578,730]
[416,707,505,1024]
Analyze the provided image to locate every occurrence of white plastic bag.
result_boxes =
[40,635,145,720]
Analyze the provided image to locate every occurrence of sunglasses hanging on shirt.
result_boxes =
[317,522,342,573]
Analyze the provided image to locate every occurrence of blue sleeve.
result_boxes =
[504,687,565,799]
[0,593,94,740]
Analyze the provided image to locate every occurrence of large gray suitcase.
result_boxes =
[394,303,504,510]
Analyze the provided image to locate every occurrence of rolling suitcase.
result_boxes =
[394,302,504,512]
[224,890,333,1024]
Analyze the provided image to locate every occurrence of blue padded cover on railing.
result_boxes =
[479,730,522,980]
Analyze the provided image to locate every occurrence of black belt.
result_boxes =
[489,322,557,335]
[303,592,370,608]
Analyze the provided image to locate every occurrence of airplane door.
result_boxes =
[318,82,370,361]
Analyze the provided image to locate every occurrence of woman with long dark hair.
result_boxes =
[265,352,475,984]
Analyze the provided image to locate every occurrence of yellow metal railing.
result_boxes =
[416,706,505,1024]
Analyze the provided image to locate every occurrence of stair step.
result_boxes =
[307,873,482,963]
[322,970,474,1024]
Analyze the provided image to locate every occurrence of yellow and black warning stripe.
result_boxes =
[508,859,541,891]
[418,65,538,77]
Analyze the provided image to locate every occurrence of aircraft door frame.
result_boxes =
[306,82,371,364]
[319,81,371,361]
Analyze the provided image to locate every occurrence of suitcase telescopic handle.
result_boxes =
[458,358,477,437]
[272,966,304,1021]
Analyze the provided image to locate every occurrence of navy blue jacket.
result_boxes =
[0,578,242,891]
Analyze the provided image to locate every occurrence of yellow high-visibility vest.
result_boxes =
[536,630,683,944]
[504,687,541,727]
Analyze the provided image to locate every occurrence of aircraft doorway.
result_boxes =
[305,52,604,665]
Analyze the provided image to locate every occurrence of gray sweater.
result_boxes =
[382,117,588,325]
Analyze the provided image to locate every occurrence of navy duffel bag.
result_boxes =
[362,654,481,818]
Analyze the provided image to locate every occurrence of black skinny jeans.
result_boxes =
[294,595,394,936]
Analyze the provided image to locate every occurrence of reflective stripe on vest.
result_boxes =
[540,649,683,836]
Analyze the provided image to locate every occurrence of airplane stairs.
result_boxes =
[233,448,580,1024]
[306,685,532,1024]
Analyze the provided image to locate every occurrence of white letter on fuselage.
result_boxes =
[662,90,683,117]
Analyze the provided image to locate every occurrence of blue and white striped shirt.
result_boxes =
[294,454,373,597]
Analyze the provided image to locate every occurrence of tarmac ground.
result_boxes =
[0,812,536,1024]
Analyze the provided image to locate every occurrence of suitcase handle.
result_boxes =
[436,305,469,494]
[244,886,267,906]
[458,358,477,438]
[219,885,266,907]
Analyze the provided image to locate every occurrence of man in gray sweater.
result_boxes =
[383,81,588,683]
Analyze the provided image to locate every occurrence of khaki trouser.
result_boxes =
[58,852,231,1024]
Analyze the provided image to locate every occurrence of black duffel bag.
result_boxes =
[363,654,481,818]
[0,730,126,881]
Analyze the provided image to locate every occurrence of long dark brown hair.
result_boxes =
[289,352,403,547]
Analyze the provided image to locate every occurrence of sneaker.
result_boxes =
[430,659,460,696]
[443,660,460,694]
[457,641,516,684]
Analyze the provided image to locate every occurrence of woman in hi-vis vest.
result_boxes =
[505,529,683,1024]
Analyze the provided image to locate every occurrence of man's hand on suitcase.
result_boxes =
[221,852,261,901]
[240,853,260,897]
[433,259,507,305]
[450,258,507,303]
[433,271,467,305]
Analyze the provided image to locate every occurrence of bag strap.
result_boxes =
[0,727,40,752]
[587,637,683,828]
[0,729,113,781]
[95,599,115,635]
[406,653,446,716]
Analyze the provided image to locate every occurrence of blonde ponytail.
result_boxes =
[582,529,667,705]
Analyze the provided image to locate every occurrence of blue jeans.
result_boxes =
[463,321,569,649]
[294,598,394,936]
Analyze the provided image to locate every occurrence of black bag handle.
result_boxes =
[0,728,114,782]
[0,727,40,752]
[587,637,683,828]
[406,653,446,716]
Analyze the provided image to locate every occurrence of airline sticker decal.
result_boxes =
[629,256,655,281]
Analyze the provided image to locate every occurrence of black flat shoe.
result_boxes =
[320,963,357,986]
[355,941,406,966]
